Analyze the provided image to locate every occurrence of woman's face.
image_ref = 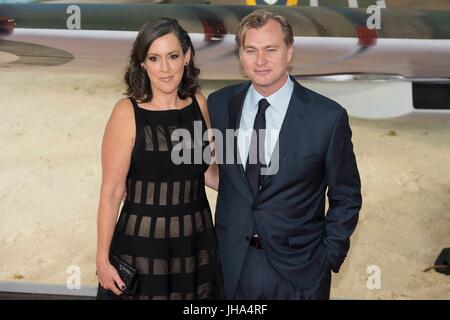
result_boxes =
[141,32,190,98]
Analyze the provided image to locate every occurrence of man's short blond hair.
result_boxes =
[235,9,294,52]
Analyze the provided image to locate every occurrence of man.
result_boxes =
[207,9,362,300]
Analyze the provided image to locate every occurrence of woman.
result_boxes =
[96,18,221,300]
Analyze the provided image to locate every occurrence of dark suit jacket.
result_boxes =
[207,77,362,299]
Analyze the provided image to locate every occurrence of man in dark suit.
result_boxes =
[207,9,362,300]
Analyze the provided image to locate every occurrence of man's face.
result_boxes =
[239,19,294,96]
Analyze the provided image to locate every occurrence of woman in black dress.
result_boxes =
[96,18,221,300]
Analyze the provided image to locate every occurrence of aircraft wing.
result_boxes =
[1,3,449,118]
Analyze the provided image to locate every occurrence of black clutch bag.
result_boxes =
[109,253,139,296]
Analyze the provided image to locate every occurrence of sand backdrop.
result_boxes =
[0,71,449,299]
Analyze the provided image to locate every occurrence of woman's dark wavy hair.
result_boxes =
[124,18,200,103]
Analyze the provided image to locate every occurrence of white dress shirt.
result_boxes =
[237,75,294,169]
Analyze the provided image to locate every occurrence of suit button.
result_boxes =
[245,236,250,242]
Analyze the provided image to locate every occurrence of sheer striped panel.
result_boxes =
[120,211,214,239]
[127,178,202,206]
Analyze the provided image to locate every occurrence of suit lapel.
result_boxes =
[277,78,310,159]
[226,81,254,204]
[259,77,311,193]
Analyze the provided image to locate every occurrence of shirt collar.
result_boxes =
[248,74,294,115]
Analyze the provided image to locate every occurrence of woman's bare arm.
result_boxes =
[96,98,135,294]
[196,92,219,191]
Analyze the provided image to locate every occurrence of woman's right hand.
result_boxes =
[96,260,126,296]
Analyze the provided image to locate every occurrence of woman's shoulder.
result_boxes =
[103,98,135,140]
[195,92,207,111]
[108,98,135,126]
[194,92,212,126]
[115,97,134,109]
[112,97,134,114]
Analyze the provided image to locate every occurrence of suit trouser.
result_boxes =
[234,245,331,300]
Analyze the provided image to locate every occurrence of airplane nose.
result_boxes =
[0,17,15,36]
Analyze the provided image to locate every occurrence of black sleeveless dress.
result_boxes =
[98,96,221,300]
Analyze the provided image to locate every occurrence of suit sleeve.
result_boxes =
[324,108,362,273]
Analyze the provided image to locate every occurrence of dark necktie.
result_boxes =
[245,98,270,197]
